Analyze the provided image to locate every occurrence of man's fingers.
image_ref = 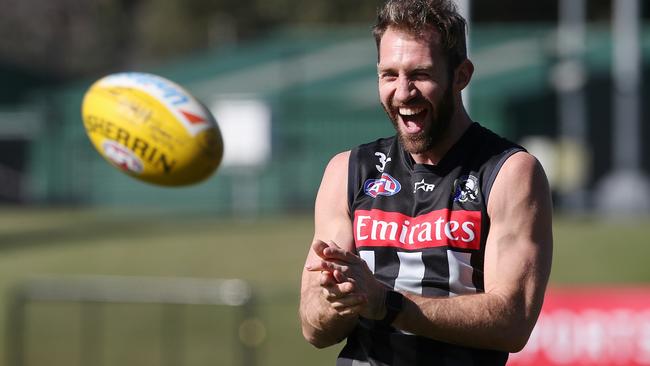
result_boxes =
[330,294,367,311]
[311,239,359,263]
[310,239,330,259]
[306,260,348,274]
[337,306,364,317]
[321,281,356,300]
[323,246,362,264]
[319,271,336,287]
[332,269,348,283]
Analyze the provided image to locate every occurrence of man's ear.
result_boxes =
[453,59,474,92]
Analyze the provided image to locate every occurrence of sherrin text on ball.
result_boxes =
[82,72,223,186]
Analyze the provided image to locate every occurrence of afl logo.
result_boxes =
[453,175,479,203]
[364,173,401,198]
[102,140,144,174]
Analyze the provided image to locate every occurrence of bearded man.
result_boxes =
[300,1,553,364]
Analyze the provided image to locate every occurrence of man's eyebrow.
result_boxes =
[411,64,435,71]
[377,64,435,73]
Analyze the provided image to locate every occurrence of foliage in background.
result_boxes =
[0,0,378,80]
[0,0,628,82]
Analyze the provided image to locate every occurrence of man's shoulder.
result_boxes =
[471,123,523,155]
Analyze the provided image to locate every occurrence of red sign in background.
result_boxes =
[509,287,650,366]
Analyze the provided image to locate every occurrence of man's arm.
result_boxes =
[299,151,360,348]
[309,152,553,352]
[387,152,552,352]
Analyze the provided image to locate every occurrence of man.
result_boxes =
[299,0,553,364]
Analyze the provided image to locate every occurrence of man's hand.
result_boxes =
[316,268,366,317]
[306,240,387,320]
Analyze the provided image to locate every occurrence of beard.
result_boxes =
[383,84,455,155]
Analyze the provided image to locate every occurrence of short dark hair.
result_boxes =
[373,0,468,70]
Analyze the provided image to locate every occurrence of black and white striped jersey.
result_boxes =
[339,122,524,366]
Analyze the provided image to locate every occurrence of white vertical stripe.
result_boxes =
[395,252,425,295]
[359,250,375,274]
[447,250,477,296]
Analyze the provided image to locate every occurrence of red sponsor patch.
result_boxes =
[354,208,481,250]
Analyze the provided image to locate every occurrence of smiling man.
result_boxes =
[299,0,553,365]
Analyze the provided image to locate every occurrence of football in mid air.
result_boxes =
[81,72,223,186]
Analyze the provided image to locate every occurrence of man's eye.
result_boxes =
[412,72,431,80]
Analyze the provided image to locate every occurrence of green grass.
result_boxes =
[0,208,648,365]
[551,216,650,284]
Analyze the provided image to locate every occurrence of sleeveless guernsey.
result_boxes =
[339,122,525,366]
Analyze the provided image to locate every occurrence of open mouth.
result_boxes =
[397,106,427,134]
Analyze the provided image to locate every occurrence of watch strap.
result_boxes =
[380,290,403,326]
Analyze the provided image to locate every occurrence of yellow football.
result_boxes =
[81,72,223,186]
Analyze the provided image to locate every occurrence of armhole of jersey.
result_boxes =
[483,147,525,206]
[347,148,359,218]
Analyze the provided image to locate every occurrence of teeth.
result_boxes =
[399,107,424,116]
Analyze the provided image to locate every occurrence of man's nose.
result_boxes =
[394,76,416,103]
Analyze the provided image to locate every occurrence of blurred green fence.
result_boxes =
[8,276,258,366]
[6,24,650,212]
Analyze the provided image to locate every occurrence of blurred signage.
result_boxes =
[510,287,650,366]
[210,96,271,168]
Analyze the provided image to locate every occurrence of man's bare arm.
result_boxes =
[393,152,552,352]
[299,151,359,348]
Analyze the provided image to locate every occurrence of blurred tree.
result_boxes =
[0,0,380,81]
[0,0,630,83]
[0,0,140,78]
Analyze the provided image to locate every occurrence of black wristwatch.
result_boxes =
[380,290,404,326]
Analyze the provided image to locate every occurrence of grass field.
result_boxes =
[0,208,649,366]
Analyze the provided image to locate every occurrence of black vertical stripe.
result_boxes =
[421,248,450,297]
[373,248,400,289]
[471,247,485,292]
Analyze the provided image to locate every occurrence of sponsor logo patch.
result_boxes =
[354,208,481,250]
[414,178,435,193]
[102,140,143,174]
[453,175,480,203]
[364,173,401,198]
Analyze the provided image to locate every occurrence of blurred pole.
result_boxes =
[596,0,650,215]
[612,0,640,171]
[555,0,589,211]
[455,0,471,111]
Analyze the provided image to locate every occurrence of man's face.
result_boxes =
[377,26,455,155]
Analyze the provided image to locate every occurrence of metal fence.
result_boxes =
[7,276,259,366]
